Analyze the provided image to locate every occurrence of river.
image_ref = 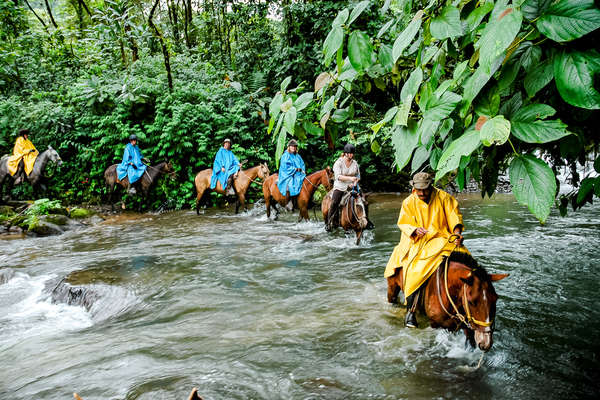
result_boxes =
[1,193,598,400]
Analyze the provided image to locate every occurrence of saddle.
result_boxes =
[339,190,359,207]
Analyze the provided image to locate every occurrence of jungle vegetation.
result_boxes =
[1,0,599,221]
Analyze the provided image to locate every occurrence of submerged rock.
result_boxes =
[46,278,99,311]
[26,216,65,236]
[0,268,15,284]
[41,214,69,226]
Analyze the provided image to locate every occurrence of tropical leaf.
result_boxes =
[553,50,600,109]
[478,8,523,72]
[466,2,494,32]
[294,92,314,112]
[522,0,552,20]
[430,6,463,39]
[519,42,542,73]
[509,154,556,223]
[323,27,344,67]
[348,1,370,25]
[332,8,349,27]
[348,31,374,72]
[510,104,570,143]
[391,120,419,170]
[283,106,297,134]
[411,146,431,174]
[423,91,462,121]
[524,58,554,97]
[536,0,600,42]
[480,115,511,146]
[435,129,481,181]
[396,68,423,126]
[392,10,424,63]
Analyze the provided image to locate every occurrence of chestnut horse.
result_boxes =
[104,161,176,211]
[262,167,334,222]
[321,189,369,244]
[387,251,508,351]
[194,163,269,214]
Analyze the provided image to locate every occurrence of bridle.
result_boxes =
[143,163,177,180]
[238,165,267,185]
[436,236,494,332]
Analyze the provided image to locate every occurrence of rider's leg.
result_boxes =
[326,189,344,231]
[14,160,25,185]
[405,288,420,328]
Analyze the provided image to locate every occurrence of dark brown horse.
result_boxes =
[194,163,269,214]
[321,189,369,244]
[104,161,176,211]
[262,167,334,222]
[387,251,508,351]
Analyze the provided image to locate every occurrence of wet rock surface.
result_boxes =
[0,268,15,285]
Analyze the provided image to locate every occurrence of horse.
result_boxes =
[262,167,334,222]
[194,163,270,214]
[386,251,509,351]
[0,146,63,201]
[104,161,176,211]
[321,189,369,244]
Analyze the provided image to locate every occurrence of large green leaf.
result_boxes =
[294,92,314,112]
[430,6,463,39]
[275,127,288,168]
[392,10,424,63]
[371,106,398,133]
[332,8,349,27]
[524,58,554,97]
[411,146,431,174]
[522,0,552,20]
[576,177,596,204]
[323,26,344,67]
[283,106,297,135]
[466,2,494,32]
[460,56,503,116]
[377,19,395,38]
[348,1,370,25]
[391,121,419,170]
[435,130,481,181]
[519,42,542,73]
[348,31,374,72]
[554,50,600,109]
[510,105,570,143]
[378,44,394,71]
[509,154,556,223]
[480,115,511,146]
[536,0,600,42]
[478,8,522,72]
[424,91,462,121]
[269,93,283,120]
[396,68,423,126]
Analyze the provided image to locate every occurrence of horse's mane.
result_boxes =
[445,251,490,281]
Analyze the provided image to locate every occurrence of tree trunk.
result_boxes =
[44,0,59,29]
[78,0,92,17]
[149,0,174,90]
[23,0,49,33]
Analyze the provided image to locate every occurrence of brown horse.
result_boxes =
[104,161,176,211]
[194,163,269,214]
[387,251,508,351]
[321,189,369,244]
[262,167,333,222]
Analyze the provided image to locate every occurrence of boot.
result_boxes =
[226,176,235,196]
[284,191,293,211]
[404,293,418,328]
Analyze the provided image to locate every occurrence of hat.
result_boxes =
[343,143,355,154]
[18,128,30,136]
[287,139,298,147]
[223,138,232,143]
[410,172,432,189]
[129,134,138,141]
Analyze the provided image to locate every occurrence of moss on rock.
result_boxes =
[69,208,95,219]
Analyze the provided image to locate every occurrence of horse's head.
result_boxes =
[47,145,63,166]
[353,195,369,229]
[460,269,509,351]
[323,166,334,190]
[162,160,177,180]
[258,162,270,179]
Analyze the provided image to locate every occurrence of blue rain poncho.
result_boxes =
[210,147,240,190]
[116,143,147,184]
[277,151,306,196]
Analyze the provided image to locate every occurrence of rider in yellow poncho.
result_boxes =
[384,172,468,328]
[7,129,38,185]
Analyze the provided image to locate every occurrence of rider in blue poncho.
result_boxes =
[210,138,241,195]
[117,134,147,194]
[277,139,306,208]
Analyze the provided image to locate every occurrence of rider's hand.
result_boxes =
[30,149,36,153]
[453,232,464,246]
[296,168,302,172]
[414,227,428,238]
[352,177,359,184]
[221,167,226,172]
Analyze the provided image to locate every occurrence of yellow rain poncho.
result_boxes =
[384,188,469,300]
[7,136,38,176]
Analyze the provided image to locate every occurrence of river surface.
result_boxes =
[1,193,599,400]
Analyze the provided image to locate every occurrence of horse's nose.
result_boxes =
[475,331,493,352]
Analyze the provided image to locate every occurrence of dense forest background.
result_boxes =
[1,0,599,218]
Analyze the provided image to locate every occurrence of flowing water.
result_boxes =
[1,193,598,400]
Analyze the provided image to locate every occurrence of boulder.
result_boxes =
[41,214,69,226]
[69,207,95,219]
[26,216,64,236]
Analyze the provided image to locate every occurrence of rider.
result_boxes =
[7,129,39,185]
[277,139,305,210]
[326,143,360,231]
[383,172,467,328]
[210,138,241,196]
[116,134,147,194]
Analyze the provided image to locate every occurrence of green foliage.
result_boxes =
[270,0,600,223]
[25,198,64,216]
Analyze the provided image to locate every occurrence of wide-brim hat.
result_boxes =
[18,128,30,136]
[287,139,298,147]
[410,172,432,189]
[223,138,232,143]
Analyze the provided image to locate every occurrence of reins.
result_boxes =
[437,235,494,331]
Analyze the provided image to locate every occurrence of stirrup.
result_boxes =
[405,312,418,328]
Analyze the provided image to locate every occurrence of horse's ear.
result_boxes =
[47,145,53,150]
[489,273,509,282]
[460,273,474,286]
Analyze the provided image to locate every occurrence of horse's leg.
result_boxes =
[196,187,206,215]
[387,272,402,304]
[355,229,363,245]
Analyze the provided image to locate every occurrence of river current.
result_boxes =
[1,193,599,399]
